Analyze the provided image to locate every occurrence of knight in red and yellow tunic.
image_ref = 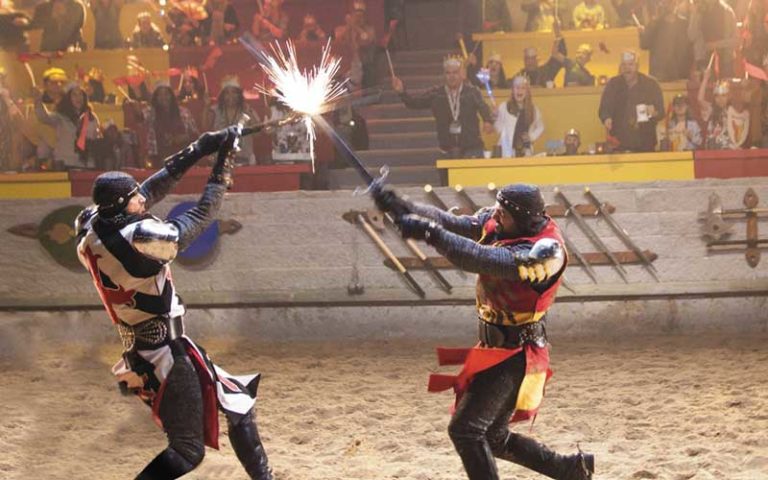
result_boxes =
[374,183,594,480]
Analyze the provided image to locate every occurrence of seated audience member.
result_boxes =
[564,43,595,86]
[494,76,544,157]
[563,128,582,155]
[392,56,493,159]
[598,51,664,152]
[41,67,68,104]
[35,82,100,169]
[201,0,239,45]
[698,70,750,149]
[252,0,288,43]
[0,0,30,51]
[90,0,123,49]
[521,0,560,32]
[658,94,702,151]
[297,13,326,43]
[335,0,377,89]
[467,52,510,90]
[0,68,23,170]
[128,12,165,48]
[144,81,198,165]
[573,0,606,29]
[26,0,85,51]
[166,0,207,47]
[268,97,310,163]
[639,0,693,82]
[515,40,564,87]
[206,76,259,165]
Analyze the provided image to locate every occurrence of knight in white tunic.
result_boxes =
[75,126,272,480]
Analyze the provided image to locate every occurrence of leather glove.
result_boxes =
[398,214,439,243]
[208,127,240,185]
[371,185,412,217]
[197,126,239,157]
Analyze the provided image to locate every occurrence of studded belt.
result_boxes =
[478,319,547,348]
[116,316,185,352]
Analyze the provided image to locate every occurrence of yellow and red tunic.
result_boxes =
[429,217,566,423]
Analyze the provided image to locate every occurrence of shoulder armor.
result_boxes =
[74,205,97,240]
[131,218,180,262]
[518,238,565,283]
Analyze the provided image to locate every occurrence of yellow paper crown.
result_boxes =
[443,54,464,69]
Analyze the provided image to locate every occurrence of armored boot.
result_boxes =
[228,412,273,480]
[495,432,594,480]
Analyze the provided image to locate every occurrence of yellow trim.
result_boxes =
[516,371,548,411]
[438,151,695,187]
[0,172,69,183]
[0,172,71,198]
[477,303,547,326]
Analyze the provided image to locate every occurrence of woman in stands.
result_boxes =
[658,94,702,151]
[35,82,101,170]
[494,76,544,157]
[144,82,199,166]
[698,64,750,149]
[205,76,259,165]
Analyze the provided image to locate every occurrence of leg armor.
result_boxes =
[136,341,205,480]
[227,411,273,480]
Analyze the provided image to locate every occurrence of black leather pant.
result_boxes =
[136,341,272,480]
[448,351,589,480]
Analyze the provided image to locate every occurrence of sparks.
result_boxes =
[256,39,347,170]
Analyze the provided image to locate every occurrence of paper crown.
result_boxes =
[565,128,580,137]
[352,0,366,11]
[713,80,730,95]
[443,54,464,69]
[43,67,68,82]
[621,50,638,63]
[523,47,538,57]
[220,75,241,90]
[487,53,502,64]
[511,75,529,87]
[576,43,593,54]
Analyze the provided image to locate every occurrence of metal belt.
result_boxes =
[116,316,185,351]
[478,318,548,348]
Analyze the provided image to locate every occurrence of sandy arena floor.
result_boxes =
[1,334,767,480]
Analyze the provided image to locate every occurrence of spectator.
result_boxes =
[598,50,664,152]
[26,0,85,52]
[251,0,288,43]
[482,0,512,32]
[0,0,30,51]
[334,0,377,89]
[639,0,693,82]
[268,97,311,164]
[34,82,100,169]
[166,0,207,47]
[521,0,560,32]
[494,76,544,158]
[127,12,165,48]
[564,43,595,86]
[201,0,239,45]
[467,52,510,90]
[698,70,750,149]
[515,40,564,87]
[391,56,494,159]
[563,128,581,155]
[206,77,259,165]
[657,94,702,150]
[41,67,68,104]
[297,13,327,43]
[143,82,198,164]
[572,0,606,29]
[0,67,22,170]
[689,0,738,77]
[177,67,205,101]
[83,67,107,103]
[90,0,123,49]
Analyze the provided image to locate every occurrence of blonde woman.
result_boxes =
[494,76,544,157]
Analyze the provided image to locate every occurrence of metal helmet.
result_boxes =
[92,171,140,218]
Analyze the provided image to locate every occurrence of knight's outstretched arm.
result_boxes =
[139,129,232,209]
[430,226,531,277]
[167,129,237,252]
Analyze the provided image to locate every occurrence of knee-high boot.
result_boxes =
[228,412,273,480]
[495,432,594,480]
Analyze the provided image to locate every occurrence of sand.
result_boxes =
[1,334,767,480]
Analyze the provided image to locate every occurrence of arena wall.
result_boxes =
[1,177,767,343]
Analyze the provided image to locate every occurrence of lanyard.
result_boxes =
[445,84,463,122]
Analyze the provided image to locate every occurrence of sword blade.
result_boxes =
[314,114,375,186]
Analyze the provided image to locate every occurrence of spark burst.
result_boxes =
[256,39,347,169]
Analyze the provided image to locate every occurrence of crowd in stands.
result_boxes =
[0,0,768,178]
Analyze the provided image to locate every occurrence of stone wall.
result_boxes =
[1,177,767,338]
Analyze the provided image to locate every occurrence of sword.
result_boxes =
[561,230,598,283]
[454,184,480,212]
[584,187,660,281]
[554,188,629,283]
[424,184,450,210]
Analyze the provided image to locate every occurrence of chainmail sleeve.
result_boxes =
[409,202,491,240]
[168,183,227,252]
[429,227,532,278]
